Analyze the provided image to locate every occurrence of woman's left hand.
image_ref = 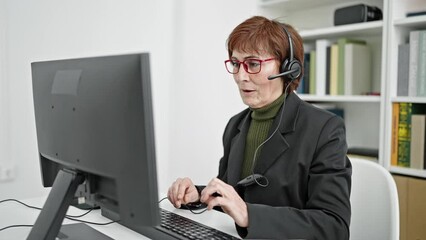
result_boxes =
[200,178,248,227]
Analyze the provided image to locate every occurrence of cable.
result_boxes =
[183,206,208,215]
[64,217,117,225]
[0,224,33,232]
[249,81,293,187]
[158,197,168,203]
[0,219,116,233]
[0,198,116,232]
[67,208,94,218]
[0,198,94,218]
[0,199,41,211]
[159,196,208,215]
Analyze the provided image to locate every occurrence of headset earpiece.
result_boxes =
[286,59,301,80]
[280,58,289,74]
[271,25,302,82]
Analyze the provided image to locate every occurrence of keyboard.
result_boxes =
[159,208,240,240]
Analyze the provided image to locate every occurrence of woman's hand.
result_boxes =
[167,177,199,208]
[200,178,249,228]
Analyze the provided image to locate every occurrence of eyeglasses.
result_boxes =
[224,58,276,74]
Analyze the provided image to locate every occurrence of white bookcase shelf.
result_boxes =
[299,94,381,103]
[389,166,426,178]
[394,15,426,27]
[258,0,355,9]
[391,97,426,104]
[300,21,383,40]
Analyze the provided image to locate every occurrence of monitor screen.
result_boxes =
[30,53,170,239]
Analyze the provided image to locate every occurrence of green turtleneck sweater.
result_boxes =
[240,94,285,179]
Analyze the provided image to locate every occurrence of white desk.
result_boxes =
[0,196,239,239]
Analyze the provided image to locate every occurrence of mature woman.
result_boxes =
[168,16,351,239]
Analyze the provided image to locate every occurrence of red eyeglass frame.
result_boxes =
[224,58,276,74]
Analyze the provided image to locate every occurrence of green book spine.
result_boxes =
[397,103,426,167]
[337,38,366,95]
[397,103,412,167]
[309,50,316,94]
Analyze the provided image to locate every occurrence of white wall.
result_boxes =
[0,0,176,199]
[0,0,12,186]
[167,0,258,185]
[0,0,259,200]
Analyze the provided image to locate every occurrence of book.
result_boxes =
[391,103,399,166]
[398,103,412,167]
[347,147,378,162]
[347,147,379,158]
[330,44,339,95]
[407,11,426,17]
[312,103,344,119]
[337,38,366,95]
[311,103,337,109]
[344,43,371,95]
[416,30,426,97]
[347,154,378,162]
[309,50,316,94]
[325,46,331,95]
[410,114,426,169]
[327,108,344,119]
[397,44,410,96]
[297,75,305,93]
[301,45,314,94]
[397,103,426,167]
[315,39,334,96]
[298,52,310,94]
[408,31,419,97]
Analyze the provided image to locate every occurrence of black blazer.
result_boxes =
[217,93,351,239]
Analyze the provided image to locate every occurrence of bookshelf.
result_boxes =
[257,1,426,237]
[258,0,426,179]
[384,0,426,177]
[258,0,386,164]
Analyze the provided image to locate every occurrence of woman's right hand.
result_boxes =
[167,177,200,208]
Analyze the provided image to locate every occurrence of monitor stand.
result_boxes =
[27,169,84,240]
[58,223,113,240]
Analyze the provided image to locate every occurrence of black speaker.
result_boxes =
[334,4,382,26]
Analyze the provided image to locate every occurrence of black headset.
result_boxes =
[267,25,302,81]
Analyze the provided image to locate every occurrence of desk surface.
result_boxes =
[0,196,239,239]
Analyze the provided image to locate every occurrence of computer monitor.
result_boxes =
[29,53,174,239]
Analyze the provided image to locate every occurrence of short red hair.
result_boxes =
[226,16,304,92]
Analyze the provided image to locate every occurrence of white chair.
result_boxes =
[349,158,399,240]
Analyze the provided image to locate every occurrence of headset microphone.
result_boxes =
[267,68,300,80]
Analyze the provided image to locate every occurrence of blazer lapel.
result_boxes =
[227,111,251,186]
[253,93,301,175]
